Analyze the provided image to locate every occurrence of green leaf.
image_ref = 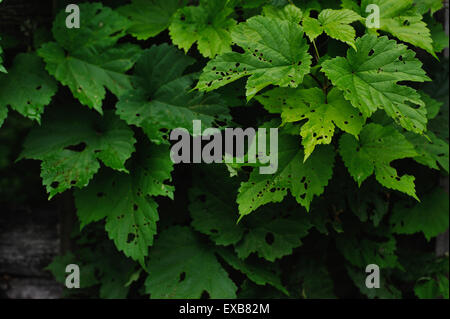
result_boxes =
[428,17,450,53]
[287,256,336,299]
[262,4,303,23]
[46,252,100,290]
[346,266,402,299]
[361,0,436,57]
[38,3,141,113]
[118,0,187,40]
[145,226,237,299]
[322,34,430,134]
[398,251,449,299]
[293,0,322,14]
[237,135,335,215]
[339,123,418,199]
[391,189,449,241]
[303,9,362,49]
[336,231,400,269]
[116,44,231,144]
[347,180,390,227]
[341,0,362,13]
[75,142,174,262]
[189,166,313,261]
[234,204,313,261]
[0,53,57,127]
[237,279,286,299]
[415,275,449,299]
[300,261,336,299]
[47,243,137,299]
[406,131,449,173]
[196,15,312,100]
[421,91,443,120]
[189,166,244,246]
[413,0,443,15]
[256,87,365,160]
[20,106,136,199]
[169,0,237,58]
[216,247,289,295]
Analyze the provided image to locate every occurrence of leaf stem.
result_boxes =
[312,39,320,62]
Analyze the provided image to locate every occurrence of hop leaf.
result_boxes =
[216,247,289,295]
[189,166,244,246]
[413,0,444,15]
[189,166,313,261]
[47,245,137,298]
[347,180,389,227]
[303,9,362,49]
[415,275,449,299]
[428,17,450,53]
[0,53,57,127]
[116,44,230,144]
[169,0,237,58]
[145,226,237,298]
[406,131,449,173]
[75,142,174,263]
[391,189,449,241]
[336,231,400,269]
[237,135,335,216]
[118,0,187,40]
[233,204,313,261]
[38,3,142,113]
[262,4,303,23]
[256,87,365,160]
[346,265,402,299]
[289,257,336,299]
[339,123,418,199]
[361,0,436,57]
[322,34,430,134]
[196,15,312,100]
[20,106,136,198]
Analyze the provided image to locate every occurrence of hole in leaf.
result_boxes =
[200,291,210,299]
[265,232,275,245]
[127,233,136,243]
[64,142,87,152]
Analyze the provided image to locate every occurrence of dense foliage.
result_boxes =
[0,0,449,299]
